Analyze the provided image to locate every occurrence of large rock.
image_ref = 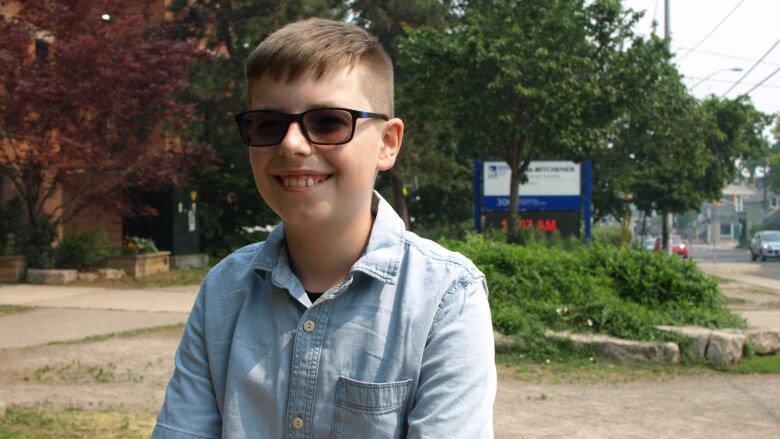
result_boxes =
[77,272,99,282]
[706,331,746,367]
[96,268,125,280]
[26,269,77,285]
[493,331,526,352]
[546,331,680,364]
[657,325,746,367]
[746,329,780,355]
[656,325,711,360]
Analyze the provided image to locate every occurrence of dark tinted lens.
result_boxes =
[303,109,353,144]
[240,111,289,146]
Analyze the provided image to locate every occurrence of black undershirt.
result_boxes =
[305,290,323,304]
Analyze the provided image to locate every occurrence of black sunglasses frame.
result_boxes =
[234,107,389,147]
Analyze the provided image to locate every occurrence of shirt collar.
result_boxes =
[252,191,405,286]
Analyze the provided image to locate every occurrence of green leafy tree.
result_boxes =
[350,0,464,228]
[764,118,780,195]
[398,0,648,240]
[167,0,348,257]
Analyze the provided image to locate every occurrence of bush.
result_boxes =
[54,229,109,270]
[591,225,628,247]
[22,219,57,269]
[441,233,744,359]
[0,197,24,255]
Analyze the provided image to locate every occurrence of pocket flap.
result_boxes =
[335,376,413,412]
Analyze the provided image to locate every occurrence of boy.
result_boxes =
[153,18,496,438]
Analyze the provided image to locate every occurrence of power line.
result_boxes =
[677,0,746,61]
[675,46,780,67]
[684,76,780,90]
[744,65,780,95]
[721,37,780,98]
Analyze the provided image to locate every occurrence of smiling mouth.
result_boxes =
[276,175,332,188]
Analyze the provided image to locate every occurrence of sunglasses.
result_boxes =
[234,107,389,147]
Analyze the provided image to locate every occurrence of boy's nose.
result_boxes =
[277,121,313,157]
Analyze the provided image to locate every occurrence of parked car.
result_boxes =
[750,230,780,261]
[671,235,688,258]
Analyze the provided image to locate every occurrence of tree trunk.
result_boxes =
[390,170,409,229]
[507,147,522,242]
[662,212,671,254]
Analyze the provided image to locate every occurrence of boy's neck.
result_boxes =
[284,209,375,293]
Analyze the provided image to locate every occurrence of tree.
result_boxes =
[398,0,648,240]
[588,34,769,249]
[167,0,348,257]
[335,0,463,229]
[0,0,212,265]
[761,117,780,195]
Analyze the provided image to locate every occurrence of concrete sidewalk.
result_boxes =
[0,284,198,349]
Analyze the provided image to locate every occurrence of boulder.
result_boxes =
[546,331,680,364]
[77,272,99,282]
[96,268,125,280]
[746,329,780,355]
[656,325,711,360]
[26,269,77,285]
[493,331,526,352]
[706,331,746,367]
[656,325,747,367]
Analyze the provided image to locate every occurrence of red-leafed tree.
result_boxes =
[0,0,212,264]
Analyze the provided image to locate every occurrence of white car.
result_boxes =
[750,231,780,261]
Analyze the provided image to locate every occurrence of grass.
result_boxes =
[32,361,120,384]
[722,353,780,374]
[47,323,185,347]
[0,305,33,317]
[0,406,156,439]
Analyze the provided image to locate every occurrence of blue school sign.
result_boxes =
[473,160,592,240]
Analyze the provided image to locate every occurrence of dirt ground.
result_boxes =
[1,273,779,438]
[0,326,778,438]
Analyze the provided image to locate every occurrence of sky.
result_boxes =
[621,0,780,122]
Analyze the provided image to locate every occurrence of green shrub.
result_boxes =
[55,229,109,270]
[441,233,745,359]
[0,197,24,255]
[22,219,57,269]
[591,225,628,247]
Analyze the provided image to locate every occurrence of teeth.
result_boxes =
[281,176,321,188]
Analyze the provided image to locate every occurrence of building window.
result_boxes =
[771,197,778,208]
[720,223,732,237]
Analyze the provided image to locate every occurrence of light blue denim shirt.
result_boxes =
[153,192,496,438]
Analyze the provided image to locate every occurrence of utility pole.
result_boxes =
[663,0,673,255]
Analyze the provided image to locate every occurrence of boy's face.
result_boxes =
[247,66,402,229]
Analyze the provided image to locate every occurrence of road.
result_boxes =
[691,243,780,282]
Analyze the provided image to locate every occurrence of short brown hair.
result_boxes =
[245,18,394,116]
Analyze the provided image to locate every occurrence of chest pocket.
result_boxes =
[331,376,413,439]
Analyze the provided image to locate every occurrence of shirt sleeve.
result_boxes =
[153,285,222,439]
[406,275,497,438]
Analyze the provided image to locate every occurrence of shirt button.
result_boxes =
[303,320,316,333]
[292,417,304,430]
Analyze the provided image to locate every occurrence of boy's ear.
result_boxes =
[377,118,404,171]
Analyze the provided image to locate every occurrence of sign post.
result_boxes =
[474,160,592,239]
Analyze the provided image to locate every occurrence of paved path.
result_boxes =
[0,284,198,349]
